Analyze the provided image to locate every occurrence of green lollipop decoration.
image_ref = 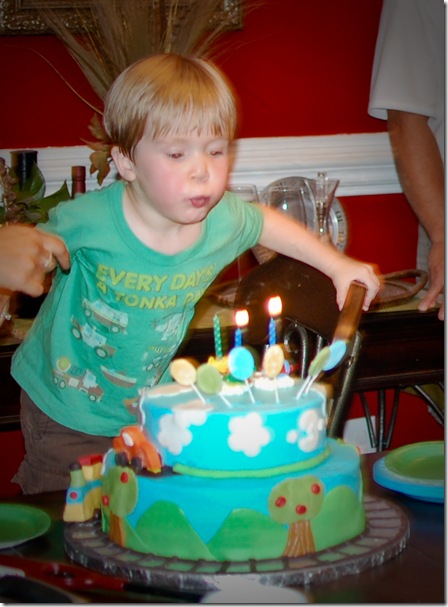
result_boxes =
[295,340,347,400]
[197,363,231,407]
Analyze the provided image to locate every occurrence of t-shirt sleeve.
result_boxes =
[206,192,264,256]
[368,0,440,120]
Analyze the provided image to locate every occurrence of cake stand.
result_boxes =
[64,495,409,595]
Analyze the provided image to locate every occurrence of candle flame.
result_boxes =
[268,296,282,317]
[235,309,249,328]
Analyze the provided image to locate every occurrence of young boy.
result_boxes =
[11,53,379,493]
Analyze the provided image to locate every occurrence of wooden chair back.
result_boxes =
[235,254,366,437]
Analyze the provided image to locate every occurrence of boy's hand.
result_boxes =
[256,204,381,311]
[328,256,381,312]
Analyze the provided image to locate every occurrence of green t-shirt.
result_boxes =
[12,181,263,436]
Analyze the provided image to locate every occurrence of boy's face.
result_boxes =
[122,127,231,227]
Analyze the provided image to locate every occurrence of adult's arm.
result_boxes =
[387,109,444,320]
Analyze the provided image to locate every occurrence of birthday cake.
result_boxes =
[64,344,366,562]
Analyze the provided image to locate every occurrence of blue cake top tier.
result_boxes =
[139,376,328,474]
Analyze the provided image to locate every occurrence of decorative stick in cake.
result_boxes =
[296,348,330,399]
[267,296,282,346]
[228,346,256,403]
[234,309,249,347]
[213,314,223,359]
[296,340,348,399]
[170,359,206,404]
[262,344,285,403]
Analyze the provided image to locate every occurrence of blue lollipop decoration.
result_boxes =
[228,347,256,403]
[322,340,347,371]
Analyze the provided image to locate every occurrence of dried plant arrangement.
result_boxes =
[37,0,249,184]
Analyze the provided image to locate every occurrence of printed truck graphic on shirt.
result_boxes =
[82,298,128,333]
[154,312,183,342]
[53,357,104,402]
[100,365,137,389]
[71,317,117,359]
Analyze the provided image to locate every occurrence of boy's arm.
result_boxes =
[256,204,380,311]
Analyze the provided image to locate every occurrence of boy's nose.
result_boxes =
[190,156,209,181]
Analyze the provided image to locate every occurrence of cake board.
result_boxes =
[64,495,409,595]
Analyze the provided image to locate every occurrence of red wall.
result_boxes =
[0,0,385,146]
[0,36,101,148]
[0,0,419,273]
[217,0,386,139]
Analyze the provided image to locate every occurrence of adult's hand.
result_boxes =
[0,224,70,297]
[418,241,444,320]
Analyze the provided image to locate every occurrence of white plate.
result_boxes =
[260,176,348,252]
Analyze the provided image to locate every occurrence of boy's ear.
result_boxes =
[111,146,136,182]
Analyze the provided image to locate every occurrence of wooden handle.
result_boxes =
[333,281,366,342]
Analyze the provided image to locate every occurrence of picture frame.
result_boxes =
[0,0,243,35]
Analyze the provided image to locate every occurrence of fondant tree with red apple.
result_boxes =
[268,475,324,557]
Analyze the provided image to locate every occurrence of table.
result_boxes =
[351,304,444,450]
[0,454,443,603]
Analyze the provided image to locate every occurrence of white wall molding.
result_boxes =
[1,132,401,198]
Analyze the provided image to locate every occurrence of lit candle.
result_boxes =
[267,296,282,346]
[234,309,249,347]
[213,314,223,359]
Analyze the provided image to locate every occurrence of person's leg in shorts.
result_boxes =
[13,390,113,494]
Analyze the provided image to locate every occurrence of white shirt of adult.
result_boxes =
[368,0,445,274]
[368,0,445,161]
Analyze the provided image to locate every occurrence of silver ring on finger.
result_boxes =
[42,253,55,272]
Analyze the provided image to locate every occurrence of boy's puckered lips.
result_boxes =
[189,196,210,209]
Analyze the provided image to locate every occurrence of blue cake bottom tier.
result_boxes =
[101,439,365,562]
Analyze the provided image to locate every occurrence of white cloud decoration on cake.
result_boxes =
[286,409,326,453]
[158,406,208,455]
[228,412,271,457]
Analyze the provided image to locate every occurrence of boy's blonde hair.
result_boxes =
[104,53,238,160]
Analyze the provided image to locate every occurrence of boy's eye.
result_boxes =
[168,152,184,159]
[209,144,229,156]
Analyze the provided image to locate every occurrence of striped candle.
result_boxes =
[267,296,282,346]
[213,314,223,359]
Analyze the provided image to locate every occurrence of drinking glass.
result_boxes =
[308,172,339,242]
[263,183,308,227]
[228,183,259,203]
